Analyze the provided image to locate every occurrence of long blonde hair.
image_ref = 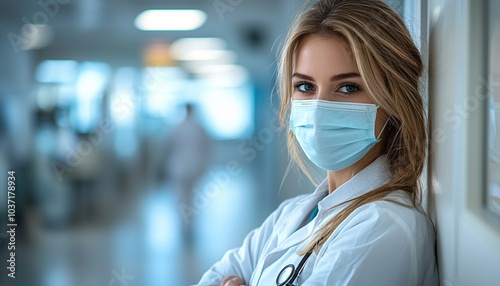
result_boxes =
[278,0,426,254]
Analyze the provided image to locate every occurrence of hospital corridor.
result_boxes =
[0,0,499,285]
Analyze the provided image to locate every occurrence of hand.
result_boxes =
[220,276,246,286]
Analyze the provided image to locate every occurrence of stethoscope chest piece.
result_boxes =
[276,205,318,285]
[275,250,313,286]
[276,264,296,286]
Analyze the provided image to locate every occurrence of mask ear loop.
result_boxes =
[376,118,390,140]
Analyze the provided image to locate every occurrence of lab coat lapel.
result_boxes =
[277,217,316,250]
[275,179,329,249]
[254,210,318,284]
[251,182,325,283]
[275,209,304,246]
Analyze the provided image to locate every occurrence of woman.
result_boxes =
[198,0,439,285]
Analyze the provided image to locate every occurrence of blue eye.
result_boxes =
[294,82,315,93]
[338,84,359,94]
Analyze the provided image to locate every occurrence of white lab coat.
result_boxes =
[197,156,439,285]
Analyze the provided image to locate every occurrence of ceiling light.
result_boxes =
[173,50,237,61]
[171,37,226,52]
[195,65,249,87]
[135,9,207,31]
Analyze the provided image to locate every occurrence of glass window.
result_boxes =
[141,66,255,140]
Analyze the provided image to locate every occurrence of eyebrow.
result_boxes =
[292,72,361,82]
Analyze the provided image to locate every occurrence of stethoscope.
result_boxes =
[276,204,319,286]
[276,250,313,286]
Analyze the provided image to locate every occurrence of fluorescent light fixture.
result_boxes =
[195,65,249,87]
[171,38,236,70]
[173,50,237,61]
[195,64,246,74]
[171,37,226,52]
[135,9,207,31]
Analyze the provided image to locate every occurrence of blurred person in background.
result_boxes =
[198,0,438,285]
[164,103,212,242]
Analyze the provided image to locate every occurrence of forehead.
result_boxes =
[294,34,357,75]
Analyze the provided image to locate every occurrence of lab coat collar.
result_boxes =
[317,155,392,213]
[274,182,328,247]
[275,155,392,250]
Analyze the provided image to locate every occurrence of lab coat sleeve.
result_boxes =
[196,198,296,286]
[302,203,438,286]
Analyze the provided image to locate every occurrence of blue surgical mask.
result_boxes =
[289,99,387,171]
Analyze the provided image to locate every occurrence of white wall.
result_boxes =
[427,0,500,285]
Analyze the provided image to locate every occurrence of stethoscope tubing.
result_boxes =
[276,250,313,286]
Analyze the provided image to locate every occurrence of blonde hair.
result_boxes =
[278,0,426,254]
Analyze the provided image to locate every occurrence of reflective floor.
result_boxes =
[1,166,264,286]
